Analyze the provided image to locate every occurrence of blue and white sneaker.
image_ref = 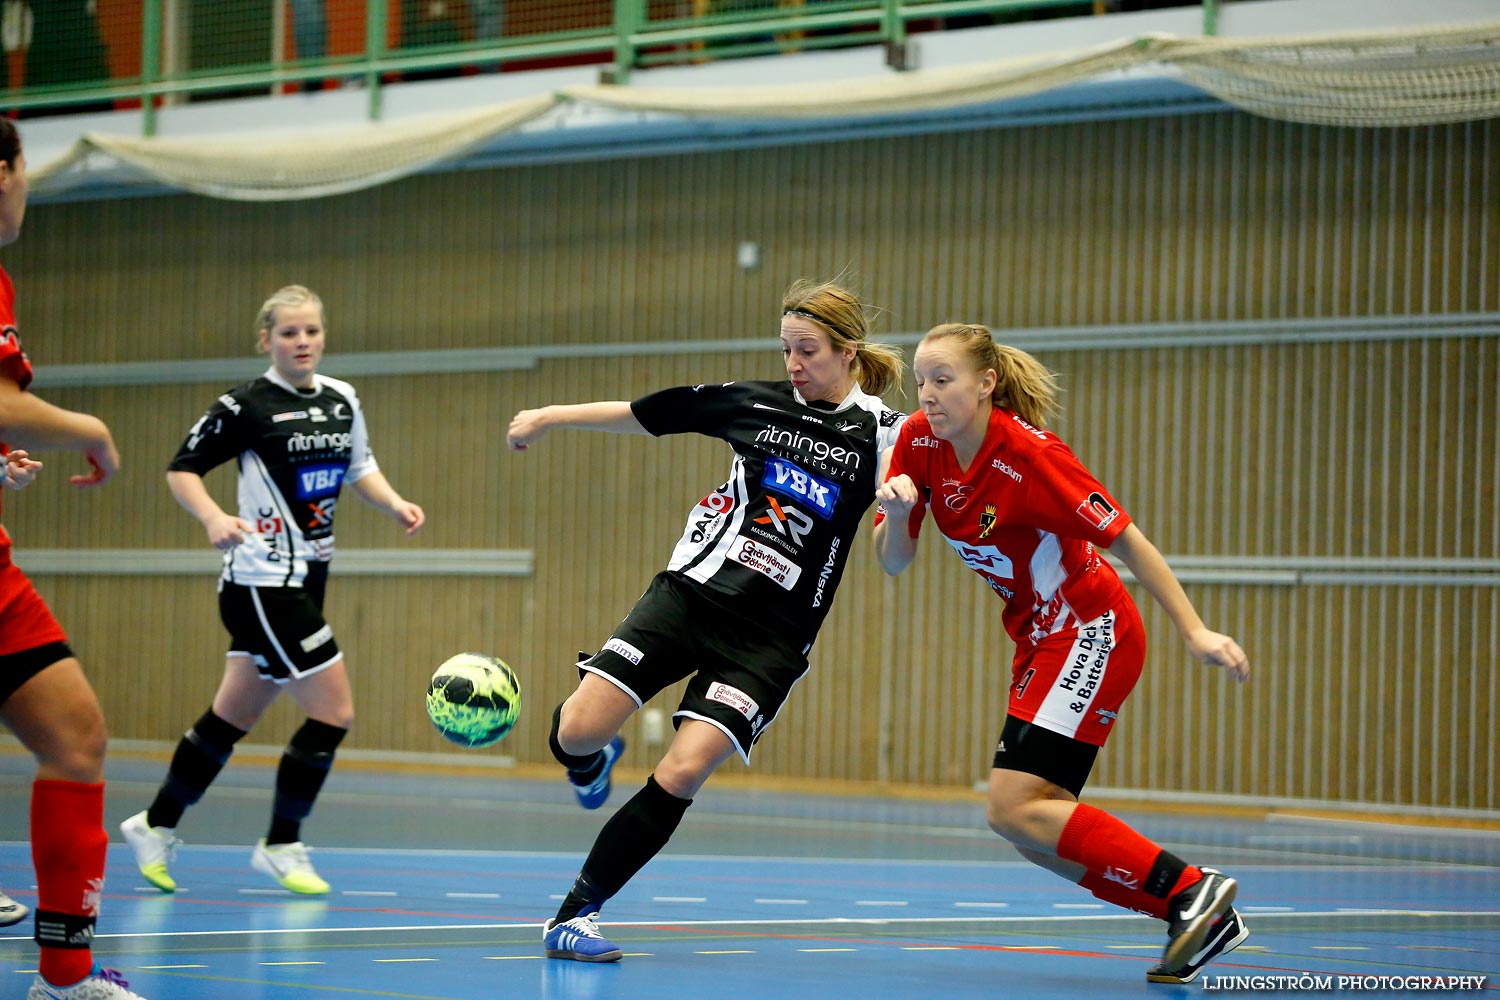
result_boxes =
[542,908,623,963]
[1158,867,1238,975]
[0,888,28,927]
[567,736,624,810]
[28,966,149,999]
[1147,906,1249,983]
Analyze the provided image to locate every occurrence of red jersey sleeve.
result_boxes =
[1022,437,1131,547]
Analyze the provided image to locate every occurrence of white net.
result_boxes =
[28,20,1500,201]
[1162,20,1500,127]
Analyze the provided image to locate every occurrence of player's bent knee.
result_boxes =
[40,710,107,781]
[985,793,1040,841]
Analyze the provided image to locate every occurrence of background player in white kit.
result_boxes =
[121,285,424,896]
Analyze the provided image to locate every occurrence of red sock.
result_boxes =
[1057,802,1200,914]
[1080,867,1170,920]
[31,779,108,986]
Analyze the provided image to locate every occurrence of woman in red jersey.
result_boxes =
[873,322,1250,986]
[0,119,148,1000]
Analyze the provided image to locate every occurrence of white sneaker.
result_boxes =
[0,888,28,926]
[119,812,179,893]
[28,966,148,999]
[250,839,330,895]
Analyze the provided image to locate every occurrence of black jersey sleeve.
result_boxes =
[168,388,250,476]
[631,382,747,440]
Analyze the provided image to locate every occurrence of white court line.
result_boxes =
[26,909,1498,942]
[138,964,207,969]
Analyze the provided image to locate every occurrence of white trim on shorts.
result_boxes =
[577,658,645,708]
[673,710,750,765]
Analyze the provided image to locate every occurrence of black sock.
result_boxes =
[555,774,692,923]
[147,709,247,829]
[1145,850,1191,899]
[549,702,605,777]
[267,719,347,845]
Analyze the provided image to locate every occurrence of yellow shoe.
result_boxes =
[250,839,330,895]
[119,811,179,893]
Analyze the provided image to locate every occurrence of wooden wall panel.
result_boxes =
[4,110,1496,810]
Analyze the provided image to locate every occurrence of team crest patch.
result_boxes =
[978,503,997,539]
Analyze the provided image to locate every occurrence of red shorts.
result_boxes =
[0,560,68,657]
[1008,600,1145,747]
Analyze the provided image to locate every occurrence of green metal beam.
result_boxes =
[2,1,1194,118]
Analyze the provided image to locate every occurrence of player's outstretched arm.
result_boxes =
[350,470,425,537]
[1106,522,1250,682]
[506,401,646,451]
[0,376,119,487]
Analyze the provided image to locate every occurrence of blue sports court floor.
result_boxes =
[2,750,1497,999]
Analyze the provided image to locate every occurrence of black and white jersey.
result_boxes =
[168,368,379,588]
[632,379,906,650]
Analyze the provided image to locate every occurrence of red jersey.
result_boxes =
[880,407,1132,646]
[0,265,35,568]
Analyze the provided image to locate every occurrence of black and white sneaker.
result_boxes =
[1147,906,1249,984]
[1158,867,1238,974]
[0,889,27,927]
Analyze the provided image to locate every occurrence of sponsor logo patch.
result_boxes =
[1075,492,1120,532]
[296,464,347,499]
[991,458,1023,482]
[706,681,759,721]
[762,456,839,519]
[728,536,802,590]
[300,624,334,652]
[752,496,814,549]
[273,410,309,423]
[603,637,644,665]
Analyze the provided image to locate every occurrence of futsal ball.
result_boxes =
[425,653,522,749]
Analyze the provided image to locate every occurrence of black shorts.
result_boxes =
[579,571,810,763]
[992,713,1100,798]
[218,562,340,684]
[0,641,74,708]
